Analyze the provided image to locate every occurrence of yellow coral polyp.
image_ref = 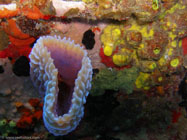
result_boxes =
[152,0,159,10]
[141,27,154,38]
[158,57,166,66]
[170,58,179,68]
[166,22,177,29]
[179,40,182,48]
[168,48,173,56]
[158,77,163,82]
[115,39,125,46]
[171,40,177,47]
[112,28,121,40]
[112,54,128,66]
[139,43,144,49]
[166,22,171,26]
[135,72,150,89]
[144,86,150,90]
[130,24,141,31]
[104,45,113,56]
[169,32,176,40]
[101,25,122,54]
[121,48,126,53]
[129,23,154,39]
[153,48,160,55]
[179,31,185,36]
[167,3,185,14]
[149,62,157,70]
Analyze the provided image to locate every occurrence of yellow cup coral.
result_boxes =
[112,54,128,66]
[170,58,179,68]
[104,45,113,56]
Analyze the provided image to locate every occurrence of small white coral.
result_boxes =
[52,0,86,17]
[0,3,17,10]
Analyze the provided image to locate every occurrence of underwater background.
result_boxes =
[0,0,187,139]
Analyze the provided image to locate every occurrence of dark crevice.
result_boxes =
[56,75,74,116]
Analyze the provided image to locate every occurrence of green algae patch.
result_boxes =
[0,119,17,137]
[90,67,139,96]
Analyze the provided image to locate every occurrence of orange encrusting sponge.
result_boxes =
[0,8,19,18]
[2,19,31,39]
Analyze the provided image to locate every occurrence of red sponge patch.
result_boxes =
[182,37,187,56]
[99,47,116,68]
[99,47,130,70]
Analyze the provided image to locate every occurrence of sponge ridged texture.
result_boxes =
[29,36,92,136]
